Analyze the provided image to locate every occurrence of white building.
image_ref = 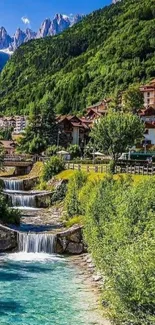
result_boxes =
[0,116,27,134]
[144,122,155,145]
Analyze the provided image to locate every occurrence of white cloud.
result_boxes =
[21,16,30,25]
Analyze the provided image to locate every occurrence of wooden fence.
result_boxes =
[65,163,155,175]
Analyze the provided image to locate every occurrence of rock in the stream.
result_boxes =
[66,242,84,254]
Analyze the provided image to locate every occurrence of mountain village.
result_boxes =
[0,1,154,325]
[1,79,155,155]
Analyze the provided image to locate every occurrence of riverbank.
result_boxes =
[67,253,111,325]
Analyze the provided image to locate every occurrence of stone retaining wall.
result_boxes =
[23,177,38,191]
[0,224,17,252]
[56,226,86,254]
[0,224,85,255]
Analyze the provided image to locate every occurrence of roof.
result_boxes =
[140,79,155,90]
[0,140,16,149]
[145,122,155,129]
[140,107,155,116]
[86,99,111,111]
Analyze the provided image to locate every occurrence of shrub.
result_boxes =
[67,144,81,159]
[83,177,155,324]
[42,156,65,182]
[64,171,87,219]
[0,194,20,225]
[45,145,64,156]
[51,182,67,203]
[65,216,83,228]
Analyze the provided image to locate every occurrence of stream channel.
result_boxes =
[0,178,108,324]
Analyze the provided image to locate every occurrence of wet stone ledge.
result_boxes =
[0,224,17,252]
[56,226,86,255]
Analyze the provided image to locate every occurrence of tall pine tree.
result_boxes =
[18,96,58,154]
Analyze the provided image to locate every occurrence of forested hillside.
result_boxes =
[0,0,155,115]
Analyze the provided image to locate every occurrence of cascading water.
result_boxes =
[4,179,24,191]
[18,232,56,254]
[10,194,36,208]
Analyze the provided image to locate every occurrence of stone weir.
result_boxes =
[1,178,53,208]
[0,177,38,191]
[0,224,17,252]
[0,224,85,255]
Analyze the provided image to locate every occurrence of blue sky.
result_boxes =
[0,0,111,35]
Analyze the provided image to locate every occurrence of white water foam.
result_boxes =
[2,252,62,262]
[4,179,24,191]
[12,206,40,210]
[18,232,56,254]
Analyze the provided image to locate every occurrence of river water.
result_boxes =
[0,178,109,325]
[0,252,106,325]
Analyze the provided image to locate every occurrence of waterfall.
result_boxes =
[18,233,56,254]
[4,179,24,191]
[10,194,36,207]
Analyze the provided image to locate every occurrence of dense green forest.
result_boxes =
[0,0,155,115]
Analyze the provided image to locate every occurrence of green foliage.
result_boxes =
[91,112,144,171]
[0,127,13,140]
[51,182,67,204]
[0,192,20,224]
[83,176,155,324]
[0,0,155,115]
[64,171,87,219]
[67,144,81,159]
[63,173,155,323]
[123,85,144,114]
[0,145,4,170]
[42,156,65,182]
[45,145,64,156]
[65,216,83,228]
[18,96,58,154]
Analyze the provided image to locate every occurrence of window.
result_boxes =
[147,92,150,97]
[147,99,150,105]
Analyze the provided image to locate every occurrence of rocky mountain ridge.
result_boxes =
[0,14,83,52]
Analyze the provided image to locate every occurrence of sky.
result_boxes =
[0,0,111,35]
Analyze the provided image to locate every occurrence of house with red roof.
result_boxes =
[56,115,90,148]
[139,106,155,122]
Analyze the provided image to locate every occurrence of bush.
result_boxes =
[64,216,83,228]
[67,144,81,159]
[0,194,20,225]
[45,145,64,156]
[42,156,65,182]
[51,182,67,203]
[64,171,87,219]
[83,177,155,324]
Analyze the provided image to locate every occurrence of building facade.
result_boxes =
[0,116,27,134]
[56,115,90,149]
[140,79,155,109]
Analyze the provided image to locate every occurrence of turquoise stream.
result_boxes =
[0,252,103,325]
